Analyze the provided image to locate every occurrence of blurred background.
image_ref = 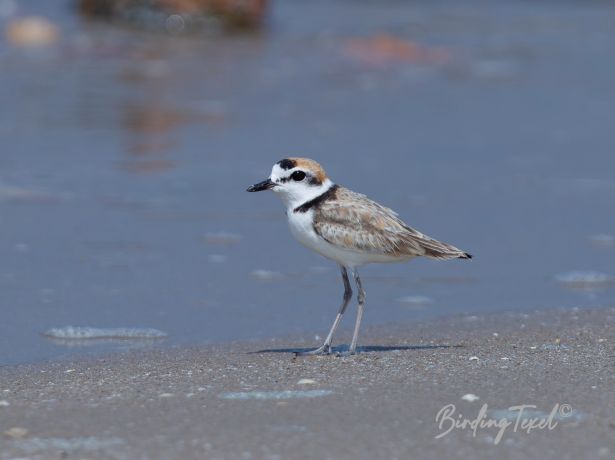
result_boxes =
[1,0,614,366]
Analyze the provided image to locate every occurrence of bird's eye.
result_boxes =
[291,171,306,182]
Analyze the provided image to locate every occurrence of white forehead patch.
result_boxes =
[270,163,285,181]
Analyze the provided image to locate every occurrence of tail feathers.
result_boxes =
[422,245,473,260]
[428,252,473,260]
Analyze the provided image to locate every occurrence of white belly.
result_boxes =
[287,210,412,268]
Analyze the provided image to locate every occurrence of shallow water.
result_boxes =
[1,0,615,366]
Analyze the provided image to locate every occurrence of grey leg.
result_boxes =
[349,270,365,354]
[297,266,352,356]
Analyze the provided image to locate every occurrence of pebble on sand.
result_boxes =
[297,379,317,385]
[6,16,60,47]
[461,394,480,402]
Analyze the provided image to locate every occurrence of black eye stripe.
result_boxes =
[277,170,312,184]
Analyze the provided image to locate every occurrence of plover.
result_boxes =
[247,158,471,355]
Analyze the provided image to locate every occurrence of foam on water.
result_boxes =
[43,326,168,340]
[203,232,242,246]
[589,234,615,248]
[555,271,615,288]
[0,183,60,204]
[250,269,285,281]
[219,390,333,400]
[396,295,434,306]
[10,437,124,454]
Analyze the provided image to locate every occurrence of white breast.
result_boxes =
[287,209,321,253]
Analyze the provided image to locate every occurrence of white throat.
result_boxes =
[274,178,334,211]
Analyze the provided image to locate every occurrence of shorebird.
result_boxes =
[247,158,471,355]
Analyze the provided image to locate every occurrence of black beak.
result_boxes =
[247,178,275,192]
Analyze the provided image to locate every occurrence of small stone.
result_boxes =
[3,427,29,439]
[65,369,75,373]
[469,356,479,361]
[297,379,317,385]
[461,394,480,402]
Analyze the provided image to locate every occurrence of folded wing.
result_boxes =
[313,187,471,260]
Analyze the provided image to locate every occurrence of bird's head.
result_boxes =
[247,158,333,209]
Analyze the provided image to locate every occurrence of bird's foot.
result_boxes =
[332,343,360,356]
[294,344,332,356]
[334,349,357,357]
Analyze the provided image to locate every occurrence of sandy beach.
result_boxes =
[1,306,613,460]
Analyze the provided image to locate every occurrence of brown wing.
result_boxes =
[313,187,470,260]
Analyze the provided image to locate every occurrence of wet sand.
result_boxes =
[1,307,614,460]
